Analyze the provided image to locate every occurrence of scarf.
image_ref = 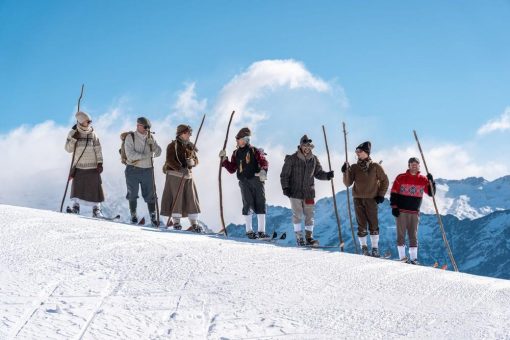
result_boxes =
[77,124,93,135]
[357,157,372,173]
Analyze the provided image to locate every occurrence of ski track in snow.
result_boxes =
[0,205,509,339]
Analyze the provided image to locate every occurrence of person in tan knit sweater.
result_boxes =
[64,111,105,217]
[124,117,162,226]
[342,141,389,257]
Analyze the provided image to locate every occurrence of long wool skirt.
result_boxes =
[160,174,200,217]
[71,168,105,203]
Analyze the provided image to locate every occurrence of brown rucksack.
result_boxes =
[119,131,135,164]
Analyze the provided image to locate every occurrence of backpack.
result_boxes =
[119,131,135,164]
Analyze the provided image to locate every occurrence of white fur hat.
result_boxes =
[75,111,91,124]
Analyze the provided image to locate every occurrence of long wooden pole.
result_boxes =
[342,122,359,254]
[60,84,84,212]
[148,129,160,226]
[322,125,344,251]
[413,130,459,272]
[166,114,206,227]
[218,111,235,236]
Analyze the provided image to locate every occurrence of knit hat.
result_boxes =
[235,127,251,139]
[137,117,151,129]
[176,124,192,136]
[356,141,371,155]
[75,111,91,124]
[299,134,314,148]
[408,157,420,164]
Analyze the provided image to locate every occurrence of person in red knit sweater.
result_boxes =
[390,157,436,264]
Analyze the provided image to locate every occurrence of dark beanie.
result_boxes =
[299,134,313,145]
[356,141,371,155]
[176,124,192,136]
[235,127,251,139]
[408,157,420,164]
[137,117,151,129]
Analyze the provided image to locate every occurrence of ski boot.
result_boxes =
[246,230,257,239]
[400,256,410,263]
[371,247,380,258]
[130,211,138,224]
[409,259,419,265]
[190,223,203,233]
[150,212,159,228]
[361,245,370,256]
[305,230,319,247]
[92,207,104,218]
[257,231,270,239]
[173,224,182,230]
[66,204,80,214]
[295,232,305,246]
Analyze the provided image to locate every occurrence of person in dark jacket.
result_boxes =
[219,127,269,239]
[390,157,435,264]
[280,135,333,246]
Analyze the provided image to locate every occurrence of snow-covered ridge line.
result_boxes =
[1,205,509,339]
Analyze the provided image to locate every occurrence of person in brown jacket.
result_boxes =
[160,124,201,232]
[342,141,389,257]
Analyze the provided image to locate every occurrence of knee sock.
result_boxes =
[244,214,253,232]
[257,214,266,233]
[370,234,379,248]
[397,246,406,260]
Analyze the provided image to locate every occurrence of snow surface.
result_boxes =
[1,205,509,339]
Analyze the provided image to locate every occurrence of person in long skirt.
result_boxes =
[160,124,201,232]
[64,111,105,217]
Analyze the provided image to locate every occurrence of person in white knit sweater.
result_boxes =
[64,111,105,217]
[124,117,162,226]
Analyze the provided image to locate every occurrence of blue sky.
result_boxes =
[1,1,510,168]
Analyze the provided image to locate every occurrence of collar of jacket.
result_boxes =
[296,149,313,161]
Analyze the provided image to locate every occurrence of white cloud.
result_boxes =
[172,82,207,119]
[477,107,510,135]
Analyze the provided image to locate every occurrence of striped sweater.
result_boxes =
[65,126,103,170]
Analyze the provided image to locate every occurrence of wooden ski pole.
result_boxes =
[60,84,84,212]
[166,114,206,227]
[413,130,459,272]
[342,122,359,254]
[322,125,344,251]
[218,111,235,236]
[148,129,160,226]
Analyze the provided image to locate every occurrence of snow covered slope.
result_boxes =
[230,192,510,280]
[1,205,509,339]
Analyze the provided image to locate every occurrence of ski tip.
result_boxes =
[138,217,146,225]
[279,232,287,240]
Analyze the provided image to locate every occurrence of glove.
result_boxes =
[374,196,385,204]
[427,173,434,182]
[72,130,80,140]
[256,169,267,182]
[341,162,349,173]
[147,137,155,145]
[392,208,400,217]
[283,187,291,197]
[97,163,103,174]
[186,158,196,167]
[326,171,334,180]
[219,149,227,160]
